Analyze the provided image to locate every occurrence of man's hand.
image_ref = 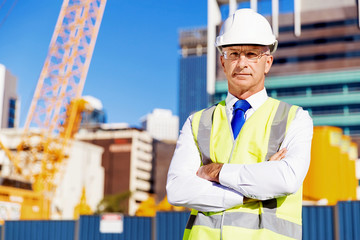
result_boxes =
[268,148,287,161]
[197,163,224,183]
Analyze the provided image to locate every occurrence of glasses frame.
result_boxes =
[222,49,270,62]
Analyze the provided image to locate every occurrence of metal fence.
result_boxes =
[3,220,75,240]
[155,211,189,240]
[336,201,360,240]
[78,215,152,240]
[302,205,334,240]
[1,201,360,240]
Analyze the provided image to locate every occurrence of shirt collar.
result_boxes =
[226,88,269,111]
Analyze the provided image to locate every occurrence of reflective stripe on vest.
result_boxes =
[186,210,302,239]
[186,99,302,240]
[197,104,217,165]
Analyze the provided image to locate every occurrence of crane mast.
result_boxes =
[14,0,106,195]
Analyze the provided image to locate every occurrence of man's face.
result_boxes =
[220,45,273,99]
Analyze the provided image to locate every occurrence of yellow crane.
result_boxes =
[0,0,106,219]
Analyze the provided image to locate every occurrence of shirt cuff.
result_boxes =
[219,163,239,189]
[219,164,244,207]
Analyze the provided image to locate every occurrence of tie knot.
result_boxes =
[233,100,251,112]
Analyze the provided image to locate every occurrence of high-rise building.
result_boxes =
[210,0,360,154]
[0,64,19,128]
[141,108,179,141]
[178,28,208,127]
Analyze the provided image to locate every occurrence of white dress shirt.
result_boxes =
[166,88,313,212]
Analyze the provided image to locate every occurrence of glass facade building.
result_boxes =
[179,55,207,127]
[178,28,208,127]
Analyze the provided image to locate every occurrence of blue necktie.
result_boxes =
[231,100,251,139]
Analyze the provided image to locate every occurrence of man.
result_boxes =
[167,8,313,240]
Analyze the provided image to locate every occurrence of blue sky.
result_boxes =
[0,0,207,127]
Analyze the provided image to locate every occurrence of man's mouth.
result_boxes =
[232,73,251,77]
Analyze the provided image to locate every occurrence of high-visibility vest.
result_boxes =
[184,97,302,240]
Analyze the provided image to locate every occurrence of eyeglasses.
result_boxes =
[222,50,270,62]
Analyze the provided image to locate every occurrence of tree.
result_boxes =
[95,191,131,214]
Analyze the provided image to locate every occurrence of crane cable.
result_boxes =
[0,0,7,10]
[0,0,18,29]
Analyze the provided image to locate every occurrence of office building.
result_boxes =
[76,126,153,216]
[141,108,179,141]
[0,64,19,128]
[178,28,208,127]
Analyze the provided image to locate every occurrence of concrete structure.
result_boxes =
[141,109,179,141]
[76,127,153,216]
[0,64,19,128]
[0,128,104,219]
[152,140,176,203]
[53,139,104,219]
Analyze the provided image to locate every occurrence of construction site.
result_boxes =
[0,0,359,239]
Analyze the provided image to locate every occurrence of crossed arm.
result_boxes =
[166,110,313,212]
[197,148,287,182]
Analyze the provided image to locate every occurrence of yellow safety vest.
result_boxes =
[184,98,302,240]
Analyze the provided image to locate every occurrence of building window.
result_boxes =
[349,104,360,113]
[311,105,344,116]
[312,84,344,95]
[274,87,307,97]
[348,82,360,92]
[8,98,16,128]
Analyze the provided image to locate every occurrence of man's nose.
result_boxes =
[236,55,248,68]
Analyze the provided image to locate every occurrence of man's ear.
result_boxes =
[264,55,273,74]
[220,56,226,73]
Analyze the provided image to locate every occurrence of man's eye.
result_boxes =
[246,52,259,58]
[229,52,240,57]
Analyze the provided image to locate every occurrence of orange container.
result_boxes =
[303,126,359,205]
[303,126,343,205]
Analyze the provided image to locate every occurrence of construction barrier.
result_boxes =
[302,205,334,240]
[156,211,189,240]
[78,215,152,240]
[0,202,360,240]
[3,220,75,240]
[336,201,360,240]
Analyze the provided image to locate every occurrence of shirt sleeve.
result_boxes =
[219,109,313,200]
[166,116,244,212]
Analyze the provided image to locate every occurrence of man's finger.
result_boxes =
[269,148,287,161]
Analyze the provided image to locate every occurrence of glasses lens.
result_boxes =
[245,51,261,61]
[225,51,240,60]
[224,50,263,62]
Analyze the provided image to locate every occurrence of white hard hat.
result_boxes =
[215,8,278,54]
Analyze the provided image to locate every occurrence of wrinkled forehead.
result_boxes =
[222,45,269,52]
